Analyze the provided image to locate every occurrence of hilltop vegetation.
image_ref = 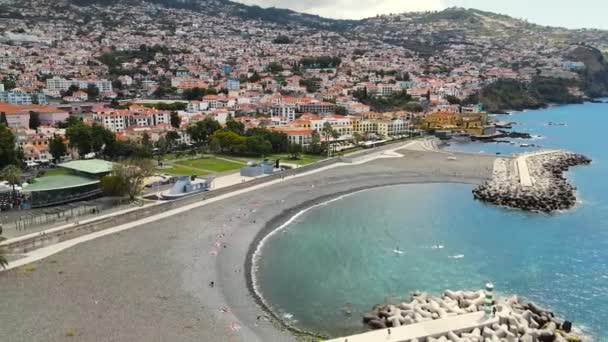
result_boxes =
[68,0,355,30]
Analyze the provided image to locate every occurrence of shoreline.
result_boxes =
[246,181,485,339]
[0,147,500,341]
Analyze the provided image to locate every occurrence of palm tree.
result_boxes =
[1,165,22,203]
[322,122,338,158]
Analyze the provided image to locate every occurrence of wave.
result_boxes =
[449,254,465,259]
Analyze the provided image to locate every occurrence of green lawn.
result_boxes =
[175,157,244,173]
[157,165,209,176]
[261,153,326,166]
[218,153,326,166]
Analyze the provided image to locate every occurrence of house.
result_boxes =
[0,103,69,128]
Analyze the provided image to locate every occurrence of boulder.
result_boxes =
[368,319,386,329]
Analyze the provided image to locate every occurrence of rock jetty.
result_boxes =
[473,151,591,212]
[363,290,584,341]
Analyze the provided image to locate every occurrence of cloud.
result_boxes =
[235,0,447,19]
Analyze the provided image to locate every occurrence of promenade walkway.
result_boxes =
[325,312,497,342]
[0,140,417,271]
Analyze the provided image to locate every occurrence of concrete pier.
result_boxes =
[474,150,591,212]
[326,312,497,342]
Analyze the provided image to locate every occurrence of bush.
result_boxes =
[100,175,125,196]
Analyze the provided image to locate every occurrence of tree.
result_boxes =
[100,175,125,196]
[182,87,207,100]
[87,83,100,101]
[104,139,137,160]
[247,128,288,153]
[273,35,292,44]
[141,132,153,150]
[267,62,284,74]
[248,71,261,83]
[209,137,221,153]
[56,116,81,129]
[48,134,67,163]
[90,124,115,154]
[245,136,272,156]
[445,95,461,105]
[29,111,41,130]
[0,113,7,125]
[186,118,221,146]
[66,122,92,156]
[166,131,180,147]
[1,164,22,202]
[299,77,321,93]
[287,143,302,160]
[155,136,168,154]
[170,111,181,128]
[225,119,245,135]
[353,132,364,144]
[322,122,338,157]
[335,106,348,115]
[1,78,16,91]
[112,159,154,200]
[210,130,246,154]
[309,130,321,154]
[0,124,18,168]
[62,84,80,97]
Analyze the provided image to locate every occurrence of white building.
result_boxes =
[270,105,296,124]
[46,76,112,92]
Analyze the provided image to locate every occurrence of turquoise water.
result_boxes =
[254,101,608,338]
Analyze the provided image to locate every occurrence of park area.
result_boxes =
[158,156,244,176]
[157,154,327,176]
[230,153,326,166]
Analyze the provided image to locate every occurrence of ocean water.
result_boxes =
[254,101,608,338]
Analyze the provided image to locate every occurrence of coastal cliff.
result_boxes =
[479,78,584,114]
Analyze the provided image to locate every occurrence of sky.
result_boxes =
[234,0,608,30]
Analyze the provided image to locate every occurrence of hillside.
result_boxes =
[2,0,608,108]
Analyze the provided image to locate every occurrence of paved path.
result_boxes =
[516,155,533,187]
[325,312,497,342]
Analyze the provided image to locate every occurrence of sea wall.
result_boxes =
[472,151,591,212]
[363,290,584,342]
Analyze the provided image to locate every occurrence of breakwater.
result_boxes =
[473,151,591,212]
[363,290,583,342]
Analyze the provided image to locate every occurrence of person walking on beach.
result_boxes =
[492,306,496,317]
